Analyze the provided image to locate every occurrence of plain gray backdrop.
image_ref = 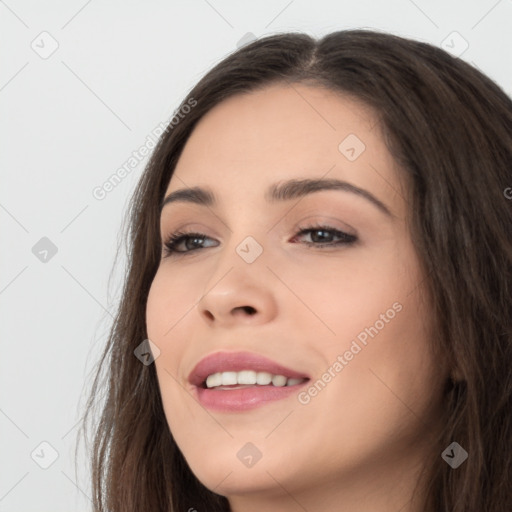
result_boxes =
[1,1,511,510]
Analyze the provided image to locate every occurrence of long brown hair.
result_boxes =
[78,29,512,511]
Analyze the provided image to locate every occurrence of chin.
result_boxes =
[178,438,302,497]
[188,456,280,496]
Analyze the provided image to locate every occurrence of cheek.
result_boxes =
[146,265,200,342]
[145,268,199,390]
[145,269,202,428]
[312,292,440,435]
[300,244,440,436]
[291,248,412,342]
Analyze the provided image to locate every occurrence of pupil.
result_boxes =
[313,230,330,242]
[188,236,203,249]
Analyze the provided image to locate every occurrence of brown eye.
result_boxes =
[291,224,357,247]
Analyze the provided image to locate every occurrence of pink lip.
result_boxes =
[188,351,310,412]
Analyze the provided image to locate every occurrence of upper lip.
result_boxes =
[188,351,311,387]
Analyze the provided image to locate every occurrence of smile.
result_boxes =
[189,351,310,412]
[205,370,306,389]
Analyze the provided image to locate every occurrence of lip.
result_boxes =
[189,351,310,386]
[188,351,310,412]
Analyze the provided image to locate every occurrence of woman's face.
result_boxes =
[146,84,448,510]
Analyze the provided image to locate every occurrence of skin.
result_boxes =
[146,83,450,512]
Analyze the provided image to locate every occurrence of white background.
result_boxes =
[1,1,511,510]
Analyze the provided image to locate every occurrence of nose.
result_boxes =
[197,266,279,328]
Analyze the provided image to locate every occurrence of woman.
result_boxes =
[79,29,512,511]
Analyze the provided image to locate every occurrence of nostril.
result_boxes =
[233,305,257,315]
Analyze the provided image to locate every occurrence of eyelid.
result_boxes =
[161,222,221,239]
[161,221,358,259]
[289,214,356,238]
[161,215,357,242]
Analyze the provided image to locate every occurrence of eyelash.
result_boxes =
[162,223,357,258]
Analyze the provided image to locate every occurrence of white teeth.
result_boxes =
[286,378,303,386]
[205,373,222,388]
[221,371,238,386]
[256,371,272,385]
[271,375,287,387]
[238,370,257,385]
[204,370,306,389]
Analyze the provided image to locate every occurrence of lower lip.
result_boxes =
[194,383,308,412]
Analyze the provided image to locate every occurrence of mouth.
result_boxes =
[200,371,308,389]
[188,351,310,412]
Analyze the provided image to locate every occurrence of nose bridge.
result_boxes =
[196,222,278,324]
[218,210,274,269]
[200,228,268,296]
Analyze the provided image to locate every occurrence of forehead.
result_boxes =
[166,83,403,212]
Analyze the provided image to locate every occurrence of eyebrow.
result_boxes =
[160,178,394,218]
